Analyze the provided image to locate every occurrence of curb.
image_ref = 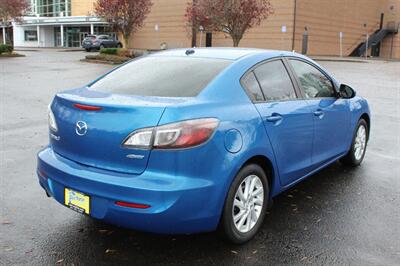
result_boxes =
[80,59,123,65]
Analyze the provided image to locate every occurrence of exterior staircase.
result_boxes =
[350,22,399,57]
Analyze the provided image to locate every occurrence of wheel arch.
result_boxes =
[217,154,277,232]
[360,113,370,141]
[241,155,275,195]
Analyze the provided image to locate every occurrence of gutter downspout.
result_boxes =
[191,0,197,47]
[291,0,297,51]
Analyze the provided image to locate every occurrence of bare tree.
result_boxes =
[95,0,153,48]
[186,0,273,47]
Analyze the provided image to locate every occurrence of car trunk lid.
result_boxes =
[50,88,184,174]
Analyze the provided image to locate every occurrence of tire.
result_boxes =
[220,164,269,244]
[85,48,90,52]
[99,44,105,50]
[340,119,368,166]
[117,43,123,48]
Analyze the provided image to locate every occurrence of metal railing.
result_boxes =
[347,22,380,52]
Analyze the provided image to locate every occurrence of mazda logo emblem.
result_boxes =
[76,121,88,136]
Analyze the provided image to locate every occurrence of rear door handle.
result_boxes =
[266,115,283,123]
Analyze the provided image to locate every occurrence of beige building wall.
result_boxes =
[71,0,399,58]
[196,0,397,57]
[292,0,388,56]
[129,0,191,49]
[381,0,400,59]
[71,0,96,16]
[220,0,399,58]
[129,0,295,50]
[211,0,295,51]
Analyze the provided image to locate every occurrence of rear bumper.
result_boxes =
[37,147,221,234]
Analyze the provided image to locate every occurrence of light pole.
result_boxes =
[364,23,368,59]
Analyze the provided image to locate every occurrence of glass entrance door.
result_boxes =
[55,31,61,47]
[65,26,90,47]
[66,28,79,47]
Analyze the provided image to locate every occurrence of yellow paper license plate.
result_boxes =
[64,188,90,215]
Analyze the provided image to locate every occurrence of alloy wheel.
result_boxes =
[354,125,367,161]
[232,174,264,233]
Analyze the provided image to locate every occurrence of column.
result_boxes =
[90,24,94,35]
[60,24,64,47]
[37,25,40,47]
[2,27,6,44]
[65,0,69,16]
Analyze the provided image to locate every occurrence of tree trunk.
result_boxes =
[123,32,131,48]
[232,37,241,47]
[191,26,197,47]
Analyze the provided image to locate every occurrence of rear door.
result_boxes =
[243,59,314,186]
[288,59,350,167]
[98,36,109,47]
[104,36,114,47]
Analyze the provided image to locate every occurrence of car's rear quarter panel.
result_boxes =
[152,55,286,219]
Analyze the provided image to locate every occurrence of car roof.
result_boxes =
[152,47,303,61]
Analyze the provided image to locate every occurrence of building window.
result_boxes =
[25,30,38,41]
[36,0,71,17]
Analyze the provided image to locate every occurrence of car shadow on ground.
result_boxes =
[40,161,364,265]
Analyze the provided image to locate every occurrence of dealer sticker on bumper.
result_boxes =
[64,188,90,215]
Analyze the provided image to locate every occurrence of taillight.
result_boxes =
[48,105,58,132]
[73,103,102,111]
[123,128,154,149]
[122,118,219,150]
[153,119,219,149]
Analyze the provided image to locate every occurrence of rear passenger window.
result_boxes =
[241,72,264,101]
[253,60,297,101]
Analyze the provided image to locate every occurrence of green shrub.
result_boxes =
[100,48,118,55]
[117,48,134,58]
[100,48,133,58]
[0,44,13,55]
[85,54,130,64]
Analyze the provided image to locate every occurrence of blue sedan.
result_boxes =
[37,48,370,243]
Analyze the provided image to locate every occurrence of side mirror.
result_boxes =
[338,84,356,99]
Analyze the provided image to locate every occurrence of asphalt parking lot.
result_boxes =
[1,50,399,266]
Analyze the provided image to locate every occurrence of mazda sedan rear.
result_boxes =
[37,48,370,243]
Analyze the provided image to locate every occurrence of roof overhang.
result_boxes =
[13,16,108,27]
[0,21,13,28]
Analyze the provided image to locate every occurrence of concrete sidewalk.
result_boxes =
[311,55,400,63]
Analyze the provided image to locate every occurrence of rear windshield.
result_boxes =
[89,56,232,97]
